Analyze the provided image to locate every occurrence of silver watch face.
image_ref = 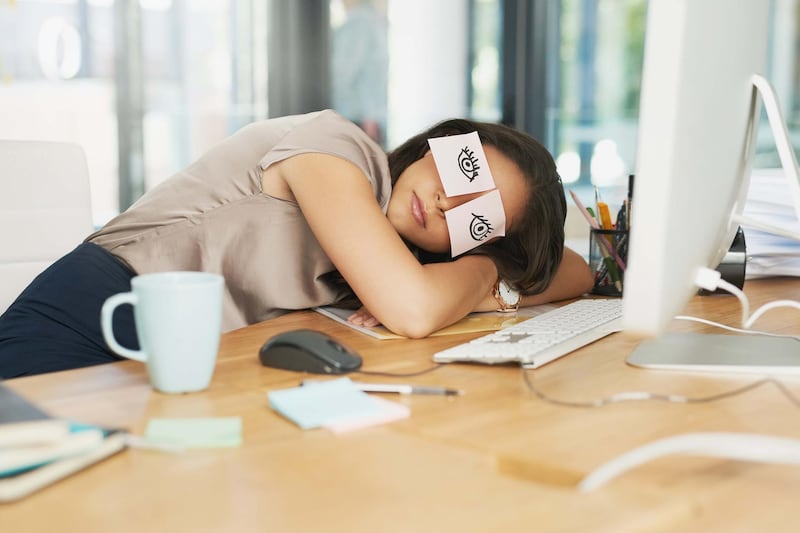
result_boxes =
[499,281,520,305]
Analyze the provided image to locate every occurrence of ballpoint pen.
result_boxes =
[300,379,463,396]
[355,382,463,396]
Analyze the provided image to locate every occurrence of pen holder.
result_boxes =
[589,228,628,297]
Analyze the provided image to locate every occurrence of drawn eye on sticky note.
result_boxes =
[428,131,496,197]
[444,189,506,257]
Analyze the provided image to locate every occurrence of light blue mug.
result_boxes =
[101,271,225,394]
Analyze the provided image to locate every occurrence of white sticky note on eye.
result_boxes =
[445,189,506,257]
[428,131,496,197]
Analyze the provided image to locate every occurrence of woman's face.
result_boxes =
[387,145,529,254]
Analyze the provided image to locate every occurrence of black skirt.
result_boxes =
[0,242,139,378]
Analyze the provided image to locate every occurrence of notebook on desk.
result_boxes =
[0,383,127,502]
[0,383,71,448]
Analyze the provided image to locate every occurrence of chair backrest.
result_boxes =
[0,140,94,314]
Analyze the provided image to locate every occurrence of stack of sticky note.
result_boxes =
[268,378,410,433]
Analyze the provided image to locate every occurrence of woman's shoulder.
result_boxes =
[257,110,391,208]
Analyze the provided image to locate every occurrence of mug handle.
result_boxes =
[101,292,147,362]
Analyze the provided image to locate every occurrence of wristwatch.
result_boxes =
[492,278,520,313]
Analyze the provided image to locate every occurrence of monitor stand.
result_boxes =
[627,333,800,375]
[626,74,800,375]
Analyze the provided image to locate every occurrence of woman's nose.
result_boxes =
[434,190,485,213]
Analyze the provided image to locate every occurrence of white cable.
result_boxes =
[522,368,800,408]
[745,299,800,329]
[674,315,800,341]
[579,432,800,492]
[715,276,749,326]
[693,267,749,326]
[690,266,800,335]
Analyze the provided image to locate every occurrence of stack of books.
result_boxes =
[0,383,126,502]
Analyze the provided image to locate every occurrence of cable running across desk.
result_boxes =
[433,298,623,369]
[521,369,800,408]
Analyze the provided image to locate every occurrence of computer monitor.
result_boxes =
[622,0,800,373]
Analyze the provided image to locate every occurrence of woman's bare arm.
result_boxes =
[349,246,594,325]
[264,153,498,338]
[519,246,594,305]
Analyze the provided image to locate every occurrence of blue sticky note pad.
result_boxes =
[268,378,384,430]
[144,417,242,448]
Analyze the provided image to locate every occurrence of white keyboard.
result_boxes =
[433,298,623,369]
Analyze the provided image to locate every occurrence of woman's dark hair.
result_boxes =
[388,118,566,295]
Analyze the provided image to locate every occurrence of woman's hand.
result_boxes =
[347,307,381,328]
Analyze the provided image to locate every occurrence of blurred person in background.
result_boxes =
[331,0,389,144]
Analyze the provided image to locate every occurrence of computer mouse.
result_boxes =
[258,329,363,374]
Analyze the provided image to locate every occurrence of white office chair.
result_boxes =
[0,140,94,314]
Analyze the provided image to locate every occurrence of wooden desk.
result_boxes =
[4,279,800,532]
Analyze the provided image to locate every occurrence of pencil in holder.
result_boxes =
[589,228,628,297]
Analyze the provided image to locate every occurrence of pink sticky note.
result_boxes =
[445,189,506,256]
[323,396,410,434]
[428,131,496,197]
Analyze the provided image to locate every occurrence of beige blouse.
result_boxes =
[87,110,391,331]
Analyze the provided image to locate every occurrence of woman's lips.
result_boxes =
[411,192,426,228]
